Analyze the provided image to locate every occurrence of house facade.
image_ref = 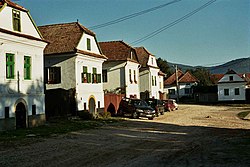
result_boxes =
[39,22,107,117]
[135,47,164,99]
[217,70,247,101]
[99,41,140,98]
[164,70,198,100]
[0,0,47,130]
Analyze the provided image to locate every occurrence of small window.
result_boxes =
[6,53,15,79]
[229,76,233,81]
[13,9,21,32]
[32,105,36,115]
[154,76,157,86]
[129,69,132,83]
[102,70,107,83]
[46,67,61,84]
[98,101,100,108]
[152,76,154,86]
[24,56,31,80]
[185,88,190,94]
[92,67,97,83]
[134,70,137,83]
[151,58,154,65]
[168,89,175,95]
[87,38,91,51]
[5,107,9,118]
[235,88,240,95]
[224,89,229,96]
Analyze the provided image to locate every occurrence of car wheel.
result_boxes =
[132,112,139,119]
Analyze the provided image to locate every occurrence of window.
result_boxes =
[224,89,229,96]
[46,67,61,84]
[152,76,154,86]
[5,107,9,118]
[92,67,97,83]
[102,70,107,83]
[24,56,31,80]
[185,88,190,94]
[6,53,15,79]
[129,69,132,83]
[229,76,233,81]
[82,66,88,83]
[154,76,157,86]
[98,101,100,108]
[13,9,21,32]
[32,105,36,115]
[87,38,91,51]
[151,58,154,65]
[134,70,137,83]
[168,89,175,95]
[84,103,87,111]
[235,88,240,95]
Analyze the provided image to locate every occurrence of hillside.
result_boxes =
[167,57,250,74]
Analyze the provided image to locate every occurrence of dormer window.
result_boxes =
[13,9,21,32]
[229,76,233,81]
[151,58,154,65]
[87,38,91,51]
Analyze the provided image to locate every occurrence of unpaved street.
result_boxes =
[1,104,250,167]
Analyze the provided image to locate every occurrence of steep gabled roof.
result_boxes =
[179,71,199,83]
[0,0,27,12]
[99,41,139,63]
[38,22,106,59]
[135,47,153,67]
[164,70,199,86]
[164,70,184,85]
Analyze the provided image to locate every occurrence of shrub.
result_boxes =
[78,111,94,120]
[99,111,111,119]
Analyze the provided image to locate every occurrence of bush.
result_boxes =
[78,111,94,120]
[99,112,111,119]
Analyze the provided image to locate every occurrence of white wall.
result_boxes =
[0,32,47,119]
[150,67,160,99]
[125,61,140,98]
[75,55,105,111]
[218,83,246,101]
[0,6,41,38]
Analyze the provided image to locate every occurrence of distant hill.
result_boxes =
[168,57,250,74]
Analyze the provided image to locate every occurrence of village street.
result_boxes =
[1,104,250,167]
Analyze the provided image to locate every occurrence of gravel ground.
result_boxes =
[1,104,250,167]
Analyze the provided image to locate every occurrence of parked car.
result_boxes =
[145,98,165,116]
[117,98,156,120]
[163,99,178,111]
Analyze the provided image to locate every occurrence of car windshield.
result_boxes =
[132,100,148,106]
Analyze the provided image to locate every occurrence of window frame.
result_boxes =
[24,56,31,80]
[6,53,15,79]
[235,88,240,95]
[87,38,91,51]
[47,67,61,84]
[224,89,229,96]
[102,69,108,83]
[12,9,21,32]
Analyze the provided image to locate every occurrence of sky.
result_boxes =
[16,0,250,67]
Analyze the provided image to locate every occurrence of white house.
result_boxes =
[217,69,247,102]
[135,47,165,99]
[0,0,48,130]
[99,41,140,98]
[39,22,107,117]
[164,70,198,100]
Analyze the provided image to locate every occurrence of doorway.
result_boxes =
[89,97,96,114]
[16,102,27,129]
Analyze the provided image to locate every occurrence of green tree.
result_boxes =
[188,68,212,86]
[156,58,173,77]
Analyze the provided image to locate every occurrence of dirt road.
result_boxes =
[1,104,250,167]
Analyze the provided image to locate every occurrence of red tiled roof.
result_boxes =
[164,70,184,85]
[210,74,224,84]
[0,0,27,12]
[179,71,199,83]
[38,22,105,59]
[99,41,139,63]
[135,47,154,67]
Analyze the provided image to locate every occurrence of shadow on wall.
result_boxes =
[0,78,46,130]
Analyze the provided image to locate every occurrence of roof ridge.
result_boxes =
[38,22,79,28]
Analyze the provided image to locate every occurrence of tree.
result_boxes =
[188,68,212,86]
[156,58,173,77]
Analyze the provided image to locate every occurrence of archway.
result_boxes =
[89,97,96,114]
[16,102,27,129]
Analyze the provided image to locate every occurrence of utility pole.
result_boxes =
[175,65,179,102]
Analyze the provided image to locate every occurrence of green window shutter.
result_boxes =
[6,53,15,79]
[92,68,97,83]
[83,66,87,73]
[12,9,21,32]
[87,38,91,51]
[24,56,31,80]
[97,74,101,83]
[87,73,91,83]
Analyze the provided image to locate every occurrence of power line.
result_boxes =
[130,0,216,45]
[88,0,181,30]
